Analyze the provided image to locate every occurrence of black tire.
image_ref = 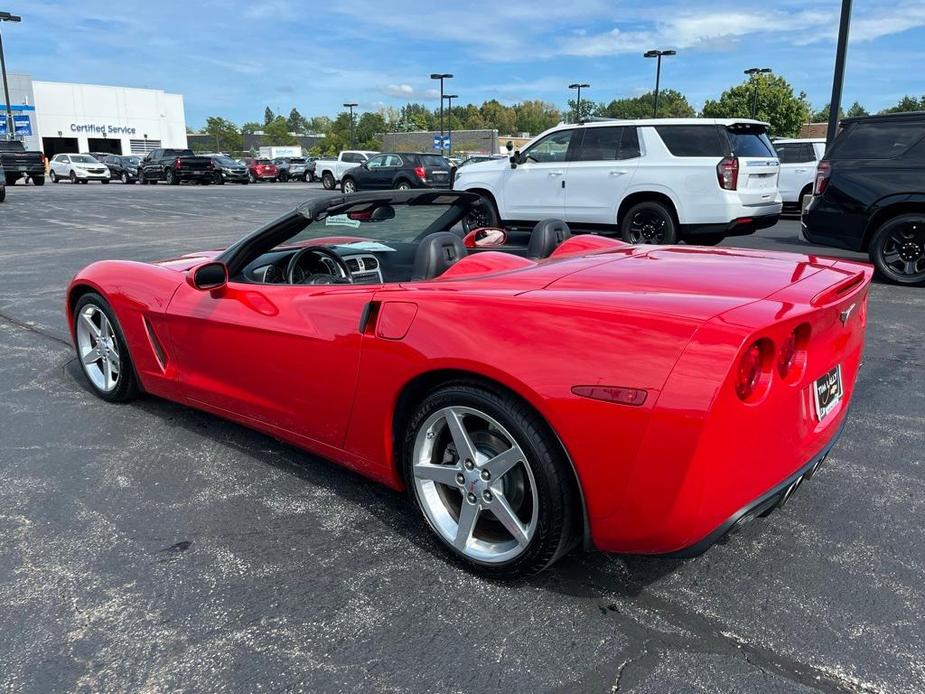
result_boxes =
[73,292,141,403]
[0,185,5,202]
[341,177,356,194]
[241,178,249,185]
[621,200,679,245]
[80,179,89,184]
[32,175,45,186]
[50,170,58,183]
[321,171,335,190]
[249,171,257,183]
[689,234,724,246]
[4,173,16,186]
[465,192,500,229]
[215,173,224,184]
[869,213,925,286]
[138,170,147,184]
[279,170,289,182]
[166,169,179,185]
[395,179,412,191]
[69,171,77,184]
[101,179,110,184]
[403,383,579,577]
[121,172,130,184]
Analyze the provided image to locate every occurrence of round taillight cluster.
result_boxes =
[736,327,810,401]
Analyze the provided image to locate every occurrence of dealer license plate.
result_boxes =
[813,365,843,421]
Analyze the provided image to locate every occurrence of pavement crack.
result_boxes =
[0,309,70,347]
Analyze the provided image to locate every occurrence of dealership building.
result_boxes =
[1,72,188,157]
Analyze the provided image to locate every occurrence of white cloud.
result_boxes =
[384,84,415,97]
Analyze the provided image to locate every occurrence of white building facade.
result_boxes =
[0,74,188,157]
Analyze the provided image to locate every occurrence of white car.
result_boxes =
[453,118,782,245]
[773,138,826,207]
[313,150,379,190]
[49,154,111,184]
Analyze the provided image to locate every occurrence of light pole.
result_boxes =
[568,83,590,123]
[826,0,852,148]
[744,67,772,119]
[644,49,676,118]
[443,94,457,156]
[0,12,22,141]
[430,73,453,147]
[343,102,358,147]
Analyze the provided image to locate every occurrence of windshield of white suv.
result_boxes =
[71,155,98,163]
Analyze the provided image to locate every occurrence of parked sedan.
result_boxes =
[102,155,142,184]
[340,152,453,193]
[49,154,111,184]
[247,158,278,182]
[209,155,249,184]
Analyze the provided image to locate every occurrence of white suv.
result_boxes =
[772,138,825,208]
[453,118,782,245]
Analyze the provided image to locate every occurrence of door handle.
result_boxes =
[609,169,628,176]
[794,168,808,173]
[548,170,564,176]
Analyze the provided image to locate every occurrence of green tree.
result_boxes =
[513,100,561,135]
[355,112,386,149]
[846,101,869,118]
[597,90,695,119]
[264,106,275,125]
[565,98,598,123]
[879,95,925,114]
[199,116,243,153]
[397,103,434,131]
[305,115,332,134]
[480,99,518,133]
[241,121,262,135]
[287,108,306,133]
[701,74,810,137]
[810,103,844,123]
[261,116,299,146]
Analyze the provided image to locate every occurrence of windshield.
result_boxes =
[71,155,99,163]
[215,156,239,166]
[124,156,141,165]
[255,159,272,165]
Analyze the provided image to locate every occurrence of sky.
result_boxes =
[3,1,924,127]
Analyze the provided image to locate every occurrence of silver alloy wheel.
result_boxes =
[343,178,356,193]
[412,406,539,564]
[397,182,411,190]
[76,304,121,393]
[121,172,129,184]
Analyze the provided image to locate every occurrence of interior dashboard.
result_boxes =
[240,246,386,285]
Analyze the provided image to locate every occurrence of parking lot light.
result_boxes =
[744,67,772,119]
[343,102,358,148]
[0,11,23,141]
[568,83,590,123]
[430,73,453,147]
[443,94,457,155]
[644,49,676,118]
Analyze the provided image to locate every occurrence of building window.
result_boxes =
[130,139,162,154]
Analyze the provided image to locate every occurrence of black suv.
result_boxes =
[138,148,215,185]
[340,152,453,193]
[803,111,925,285]
[102,155,142,183]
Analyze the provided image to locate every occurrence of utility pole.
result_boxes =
[430,73,453,150]
[444,94,457,156]
[343,102,358,147]
[644,50,676,117]
[568,83,590,122]
[744,67,772,119]
[0,12,23,141]
[826,0,853,148]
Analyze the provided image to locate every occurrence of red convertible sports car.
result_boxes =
[67,190,872,576]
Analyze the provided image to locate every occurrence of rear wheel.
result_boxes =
[279,170,289,182]
[73,293,140,403]
[4,173,16,186]
[870,213,925,286]
[404,383,578,577]
[121,172,130,184]
[621,201,678,244]
[32,175,44,186]
[321,171,335,190]
[0,186,5,202]
[396,180,412,191]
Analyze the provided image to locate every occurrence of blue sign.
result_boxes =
[14,115,32,136]
[432,135,451,151]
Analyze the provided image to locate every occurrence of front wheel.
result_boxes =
[621,201,678,244]
[50,170,58,183]
[121,172,130,184]
[404,384,578,577]
[321,172,335,190]
[69,171,77,184]
[166,169,179,185]
[870,213,925,286]
[73,293,140,403]
[279,171,289,182]
[464,192,500,230]
[341,177,356,194]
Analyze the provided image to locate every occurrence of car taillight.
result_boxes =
[175,157,183,169]
[778,324,810,381]
[414,166,426,180]
[735,339,772,401]
[814,161,830,195]
[716,156,739,190]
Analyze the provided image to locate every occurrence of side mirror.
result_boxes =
[510,150,522,169]
[463,227,508,249]
[187,261,228,291]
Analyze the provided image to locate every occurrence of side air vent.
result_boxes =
[142,316,168,371]
[345,258,361,272]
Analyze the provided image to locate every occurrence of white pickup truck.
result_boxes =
[314,150,378,190]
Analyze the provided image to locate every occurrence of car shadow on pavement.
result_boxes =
[64,358,688,593]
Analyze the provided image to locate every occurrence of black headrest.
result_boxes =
[528,219,572,259]
[412,232,467,280]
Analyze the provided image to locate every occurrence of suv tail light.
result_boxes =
[814,161,831,195]
[414,166,427,180]
[716,156,739,190]
[175,157,183,169]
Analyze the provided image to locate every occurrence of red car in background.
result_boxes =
[65,191,872,577]
[247,158,278,183]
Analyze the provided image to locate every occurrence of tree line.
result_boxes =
[191,76,925,155]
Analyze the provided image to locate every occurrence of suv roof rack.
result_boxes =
[578,117,621,124]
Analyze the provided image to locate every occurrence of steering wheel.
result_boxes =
[286,247,353,285]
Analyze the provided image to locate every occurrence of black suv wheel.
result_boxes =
[870,213,925,286]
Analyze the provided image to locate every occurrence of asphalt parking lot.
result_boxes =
[0,181,923,693]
